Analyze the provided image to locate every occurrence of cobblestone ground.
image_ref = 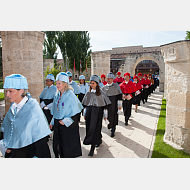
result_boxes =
[0,88,163,158]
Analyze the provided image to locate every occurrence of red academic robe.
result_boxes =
[119,80,138,98]
[113,77,124,84]
[102,81,107,85]
[144,78,151,86]
[139,78,146,88]
[133,81,142,91]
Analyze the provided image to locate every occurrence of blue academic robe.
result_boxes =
[70,81,80,95]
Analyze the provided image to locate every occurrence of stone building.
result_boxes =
[91,45,165,92]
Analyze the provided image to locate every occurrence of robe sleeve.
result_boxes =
[47,102,53,110]
[50,118,54,125]
[40,101,46,109]
[62,117,74,127]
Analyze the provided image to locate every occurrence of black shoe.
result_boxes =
[125,122,128,126]
[111,132,115,138]
[88,145,95,156]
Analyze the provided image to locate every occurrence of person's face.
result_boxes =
[107,78,113,84]
[80,79,84,84]
[118,75,121,77]
[69,76,72,82]
[56,81,67,92]
[46,79,54,87]
[6,88,24,104]
[90,81,97,90]
[138,76,142,79]
[124,75,130,82]
[101,77,105,82]
[144,76,147,79]
[134,78,138,83]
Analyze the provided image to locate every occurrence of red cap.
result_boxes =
[138,73,142,76]
[143,74,147,77]
[117,72,121,75]
[133,76,138,80]
[124,72,130,77]
[101,74,106,78]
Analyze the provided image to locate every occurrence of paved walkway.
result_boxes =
[0,87,163,158]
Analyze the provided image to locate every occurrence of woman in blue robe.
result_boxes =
[39,74,57,125]
[0,74,51,158]
[49,72,83,158]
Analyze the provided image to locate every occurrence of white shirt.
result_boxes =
[106,82,113,86]
[11,96,28,114]
[91,89,96,93]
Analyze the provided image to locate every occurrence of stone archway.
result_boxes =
[131,53,165,92]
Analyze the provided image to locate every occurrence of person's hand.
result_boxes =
[84,116,86,120]
[6,149,11,153]
[59,120,65,125]
[118,107,122,110]
[49,124,53,130]
[43,106,48,110]
[104,118,107,121]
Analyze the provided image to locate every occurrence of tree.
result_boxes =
[185,31,190,40]
[43,31,58,65]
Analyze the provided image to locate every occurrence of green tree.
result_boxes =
[44,65,61,82]
[43,31,58,65]
[185,31,190,40]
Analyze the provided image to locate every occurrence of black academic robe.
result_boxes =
[40,98,53,125]
[53,113,82,158]
[82,90,111,146]
[5,136,51,158]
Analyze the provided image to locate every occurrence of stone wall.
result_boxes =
[161,40,190,153]
[91,53,110,77]
[0,31,45,113]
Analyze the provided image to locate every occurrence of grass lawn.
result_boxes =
[151,98,190,158]
[0,92,4,101]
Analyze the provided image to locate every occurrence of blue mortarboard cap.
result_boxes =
[107,72,115,79]
[56,72,69,84]
[66,71,72,77]
[3,74,28,89]
[79,75,85,80]
[46,74,55,82]
[90,75,99,84]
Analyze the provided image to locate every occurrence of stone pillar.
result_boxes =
[160,40,190,153]
[0,31,45,113]
[91,53,110,76]
[43,59,54,87]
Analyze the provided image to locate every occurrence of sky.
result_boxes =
[57,31,187,58]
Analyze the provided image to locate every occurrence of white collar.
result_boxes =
[12,96,28,111]
[91,89,96,93]
[124,80,129,84]
[46,84,53,89]
[106,82,113,86]
[69,81,72,85]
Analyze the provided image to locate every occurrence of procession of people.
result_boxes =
[0,70,159,158]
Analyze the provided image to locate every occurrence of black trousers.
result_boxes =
[122,98,133,123]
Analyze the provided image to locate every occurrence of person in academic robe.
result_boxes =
[66,71,80,96]
[78,75,89,121]
[138,73,146,104]
[119,72,138,125]
[82,75,111,156]
[113,72,124,85]
[148,74,154,95]
[98,76,104,88]
[101,72,122,138]
[39,74,57,126]
[49,72,83,158]
[132,76,142,112]
[143,74,151,102]
[0,74,51,158]
[101,74,107,86]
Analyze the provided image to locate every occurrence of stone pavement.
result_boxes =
[48,87,163,158]
[0,87,164,158]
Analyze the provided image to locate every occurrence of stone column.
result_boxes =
[160,40,190,153]
[91,53,110,76]
[0,31,45,113]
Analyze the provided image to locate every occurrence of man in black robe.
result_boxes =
[101,72,122,137]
